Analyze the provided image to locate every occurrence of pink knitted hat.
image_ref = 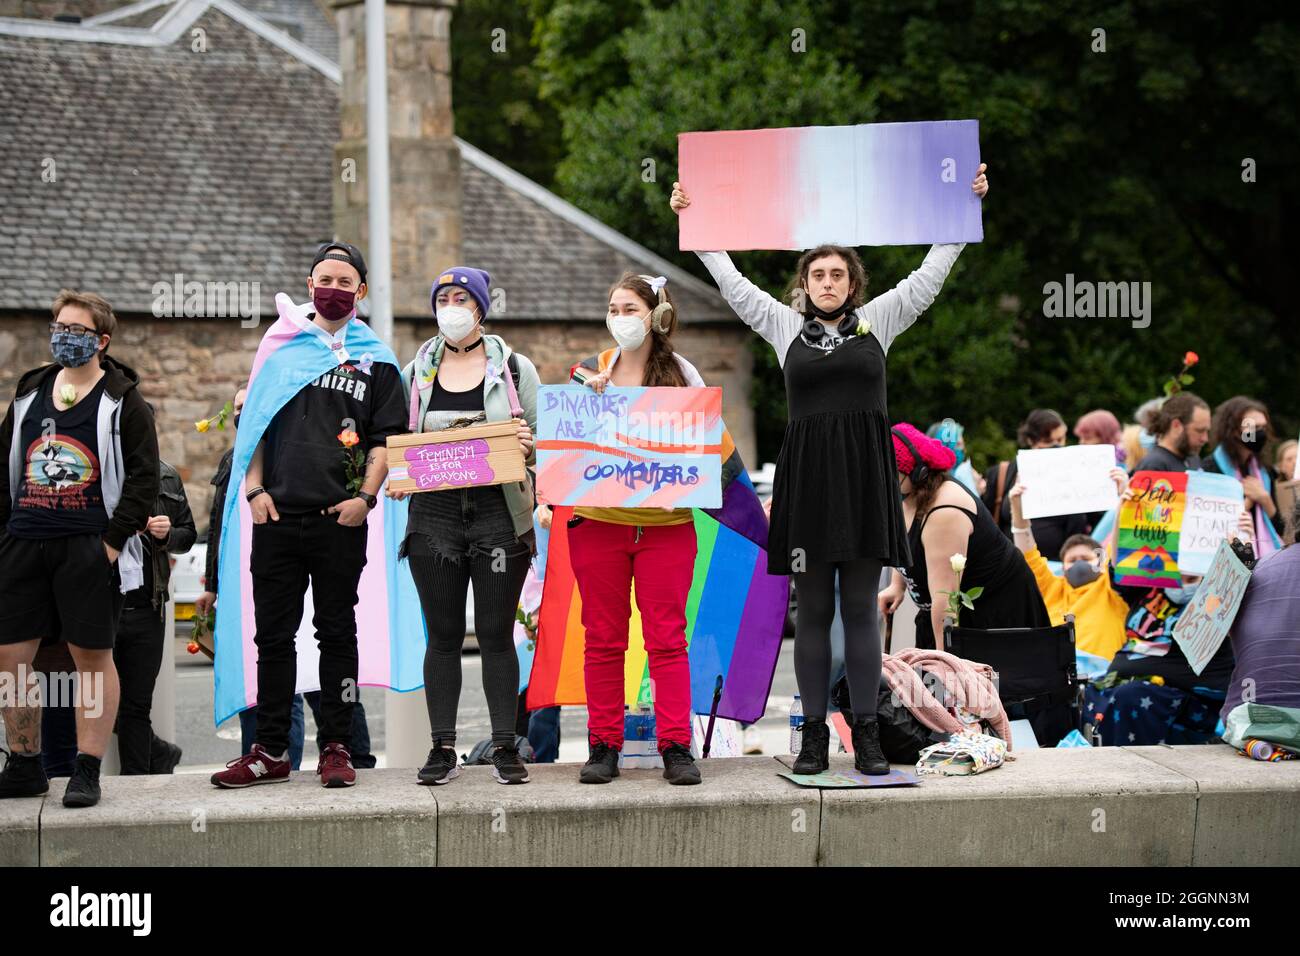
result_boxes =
[891,421,957,476]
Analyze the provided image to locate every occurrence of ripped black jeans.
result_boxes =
[404,486,533,748]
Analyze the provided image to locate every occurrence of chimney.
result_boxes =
[330,0,462,318]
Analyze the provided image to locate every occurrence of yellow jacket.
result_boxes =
[1023,548,1128,661]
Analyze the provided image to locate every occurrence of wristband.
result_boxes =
[246,486,265,502]
[1011,524,1032,533]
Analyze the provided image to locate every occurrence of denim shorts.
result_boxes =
[402,484,534,561]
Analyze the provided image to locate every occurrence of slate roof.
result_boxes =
[0,0,729,322]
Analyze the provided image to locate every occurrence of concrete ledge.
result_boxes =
[0,792,42,866]
[37,771,438,867]
[1127,743,1300,866]
[432,757,821,866]
[819,748,1198,866]
[6,748,1299,866]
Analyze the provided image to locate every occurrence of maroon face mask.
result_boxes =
[313,286,356,322]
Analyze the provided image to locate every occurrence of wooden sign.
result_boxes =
[386,421,525,493]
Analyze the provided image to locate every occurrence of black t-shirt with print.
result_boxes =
[261,359,407,514]
[8,375,109,538]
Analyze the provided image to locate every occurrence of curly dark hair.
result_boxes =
[1016,409,1065,448]
[1211,395,1271,467]
[1153,392,1209,438]
[786,245,870,314]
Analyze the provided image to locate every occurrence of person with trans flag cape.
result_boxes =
[211,243,424,790]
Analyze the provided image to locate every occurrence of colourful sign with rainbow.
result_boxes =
[535,385,723,509]
[1115,471,1188,588]
[677,120,984,251]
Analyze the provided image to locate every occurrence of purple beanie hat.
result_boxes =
[431,266,492,320]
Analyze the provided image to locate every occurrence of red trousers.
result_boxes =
[568,517,696,750]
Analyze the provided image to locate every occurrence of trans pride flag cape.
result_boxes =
[212,294,426,725]
[525,354,789,723]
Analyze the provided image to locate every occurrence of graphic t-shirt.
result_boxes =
[7,375,109,538]
[261,357,407,513]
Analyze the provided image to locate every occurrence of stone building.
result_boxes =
[0,0,756,524]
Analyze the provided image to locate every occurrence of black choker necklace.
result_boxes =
[444,337,484,353]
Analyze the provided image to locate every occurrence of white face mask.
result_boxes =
[438,304,478,343]
[606,312,648,351]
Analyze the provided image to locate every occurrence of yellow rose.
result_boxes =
[195,419,210,433]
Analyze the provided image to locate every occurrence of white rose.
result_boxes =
[950,553,967,574]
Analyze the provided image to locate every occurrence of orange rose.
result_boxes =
[337,429,360,447]
[1184,351,1199,367]
[186,642,200,655]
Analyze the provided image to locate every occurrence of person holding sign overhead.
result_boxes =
[394,267,540,787]
[567,273,706,786]
[673,167,988,776]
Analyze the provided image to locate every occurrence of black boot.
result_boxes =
[0,749,49,798]
[62,753,102,808]
[851,717,890,776]
[793,718,830,775]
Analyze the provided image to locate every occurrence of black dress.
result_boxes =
[766,331,911,574]
[902,477,1051,650]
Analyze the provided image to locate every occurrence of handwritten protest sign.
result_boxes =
[677,120,984,251]
[536,385,722,508]
[1172,540,1251,675]
[1178,472,1245,575]
[1115,472,1188,588]
[1017,445,1119,519]
[386,421,525,493]
[1114,471,1245,587]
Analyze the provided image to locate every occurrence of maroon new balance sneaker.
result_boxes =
[317,742,356,788]
[210,744,291,789]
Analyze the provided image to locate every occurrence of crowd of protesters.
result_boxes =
[3,160,1296,807]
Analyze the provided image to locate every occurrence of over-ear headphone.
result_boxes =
[891,427,931,486]
[802,311,858,342]
[650,294,674,334]
[638,274,674,334]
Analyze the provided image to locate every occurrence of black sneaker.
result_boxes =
[851,717,891,775]
[0,749,49,799]
[661,743,701,785]
[417,744,460,785]
[792,717,830,775]
[62,754,101,808]
[579,741,620,784]
[490,745,530,785]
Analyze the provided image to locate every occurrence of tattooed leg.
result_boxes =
[0,639,42,754]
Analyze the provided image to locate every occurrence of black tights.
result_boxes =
[792,559,883,720]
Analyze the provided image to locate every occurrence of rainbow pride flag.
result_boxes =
[211,294,426,725]
[526,355,789,723]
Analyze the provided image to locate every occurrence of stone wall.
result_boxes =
[0,313,756,531]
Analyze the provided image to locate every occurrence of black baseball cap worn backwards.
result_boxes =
[311,241,368,285]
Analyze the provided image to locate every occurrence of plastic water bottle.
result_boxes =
[789,694,804,755]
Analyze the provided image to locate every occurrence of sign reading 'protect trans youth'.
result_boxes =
[535,385,723,509]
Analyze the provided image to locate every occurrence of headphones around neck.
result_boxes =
[891,427,931,486]
[801,310,858,342]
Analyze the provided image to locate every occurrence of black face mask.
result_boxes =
[233,411,241,429]
[1242,433,1268,454]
